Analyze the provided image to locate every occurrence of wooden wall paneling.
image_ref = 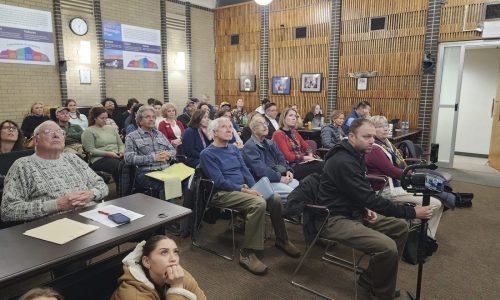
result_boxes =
[439,0,499,42]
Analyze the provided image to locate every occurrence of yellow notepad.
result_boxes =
[23,218,99,245]
[145,163,195,182]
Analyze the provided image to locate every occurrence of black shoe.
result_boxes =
[358,276,400,298]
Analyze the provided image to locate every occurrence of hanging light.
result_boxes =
[254,0,272,5]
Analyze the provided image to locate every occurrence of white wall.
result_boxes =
[455,48,500,155]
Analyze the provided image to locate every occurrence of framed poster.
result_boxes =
[300,73,322,92]
[357,77,368,90]
[271,76,291,95]
[240,75,256,92]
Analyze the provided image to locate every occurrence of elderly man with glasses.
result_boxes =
[1,121,108,223]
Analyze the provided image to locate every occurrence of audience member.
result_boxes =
[82,106,124,187]
[316,118,433,299]
[18,287,64,300]
[21,102,49,138]
[122,98,139,129]
[0,120,25,154]
[289,104,303,129]
[272,107,324,180]
[178,99,196,129]
[320,110,346,148]
[182,97,199,114]
[1,120,108,222]
[342,100,371,133]
[200,118,300,275]
[55,107,84,157]
[255,98,269,115]
[147,97,157,106]
[110,235,206,300]
[102,97,122,132]
[219,101,231,111]
[182,109,211,168]
[303,104,324,128]
[125,103,143,135]
[231,98,248,125]
[365,116,443,238]
[124,105,176,199]
[215,108,243,148]
[198,102,214,119]
[153,99,165,128]
[240,112,258,144]
[158,103,184,148]
[243,115,299,203]
[66,99,88,130]
[263,102,279,139]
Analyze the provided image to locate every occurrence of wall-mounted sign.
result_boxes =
[357,77,368,90]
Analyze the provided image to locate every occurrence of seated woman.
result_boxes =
[365,115,443,238]
[111,235,206,300]
[0,120,24,154]
[125,103,144,135]
[66,99,88,130]
[215,108,243,149]
[289,104,303,129]
[303,104,323,128]
[243,114,299,203]
[240,112,258,144]
[21,102,49,138]
[82,106,124,186]
[158,103,184,149]
[182,109,211,168]
[272,107,324,180]
[320,110,345,149]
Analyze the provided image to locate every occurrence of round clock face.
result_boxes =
[70,17,88,36]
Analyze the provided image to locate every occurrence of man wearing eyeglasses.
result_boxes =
[1,121,108,223]
[55,106,84,158]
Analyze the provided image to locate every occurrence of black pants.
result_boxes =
[292,160,324,180]
[91,157,121,185]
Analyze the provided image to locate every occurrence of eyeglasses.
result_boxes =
[1,126,18,132]
[37,129,66,137]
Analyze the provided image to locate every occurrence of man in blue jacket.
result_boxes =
[342,100,371,133]
[242,115,299,203]
[200,117,300,275]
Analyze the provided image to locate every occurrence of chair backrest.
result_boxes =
[396,140,423,160]
[305,139,317,155]
[118,160,134,197]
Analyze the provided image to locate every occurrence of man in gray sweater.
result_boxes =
[1,120,108,222]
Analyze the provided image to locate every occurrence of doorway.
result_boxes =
[432,40,500,173]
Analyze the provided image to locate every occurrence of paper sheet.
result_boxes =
[145,163,195,181]
[23,218,99,245]
[163,174,182,199]
[79,204,144,228]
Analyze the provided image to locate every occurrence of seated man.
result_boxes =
[55,106,84,158]
[242,114,299,203]
[316,118,433,299]
[1,121,108,222]
[200,117,300,275]
[125,105,176,199]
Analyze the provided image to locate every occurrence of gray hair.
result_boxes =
[207,117,231,140]
[136,105,156,124]
[249,114,265,131]
[161,103,177,118]
[370,115,388,128]
[33,120,58,136]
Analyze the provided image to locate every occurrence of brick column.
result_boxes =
[327,0,341,112]
[161,0,169,102]
[418,0,443,149]
[53,0,67,104]
[259,5,270,101]
[185,2,193,99]
[93,0,106,101]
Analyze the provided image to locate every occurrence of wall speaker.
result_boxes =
[295,27,307,38]
[230,34,239,45]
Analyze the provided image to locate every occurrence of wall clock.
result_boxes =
[70,17,88,36]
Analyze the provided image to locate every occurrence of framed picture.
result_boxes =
[357,77,368,90]
[79,69,91,84]
[300,73,322,92]
[271,76,291,95]
[240,75,256,92]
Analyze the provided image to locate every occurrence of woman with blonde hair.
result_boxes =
[20,102,49,138]
[158,103,185,148]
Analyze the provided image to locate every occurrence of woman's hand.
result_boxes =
[105,151,120,159]
[303,154,315,161]
[171,138,182,147]
[164,264,184,288]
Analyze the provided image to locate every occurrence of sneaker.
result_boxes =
[275,240,301,258]
[239,252,268,275]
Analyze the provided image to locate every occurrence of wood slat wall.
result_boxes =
[337,0,428,127]
[439,0,498,42]
[268,0,330,117]
[215,2,261,111]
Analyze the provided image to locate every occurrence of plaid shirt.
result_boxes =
[124,127,176,174]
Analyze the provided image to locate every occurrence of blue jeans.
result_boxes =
[271,179,299,204]
[135,171,165,200]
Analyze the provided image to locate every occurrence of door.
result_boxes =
[489,61,500,171]
[432,45,464,167]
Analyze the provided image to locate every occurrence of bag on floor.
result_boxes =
[402,223,438,265]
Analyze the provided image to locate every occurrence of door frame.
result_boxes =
[432,39,500,168]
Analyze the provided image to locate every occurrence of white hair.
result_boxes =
[207,117,231,140]
[33,120,58,136]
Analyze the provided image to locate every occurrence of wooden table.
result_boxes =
[388,128,422,143]
[0,193,191,289]
[297,128,322,148]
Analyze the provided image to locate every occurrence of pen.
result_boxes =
[98,210,110,216]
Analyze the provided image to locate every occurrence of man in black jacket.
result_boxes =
[317,118,433,300]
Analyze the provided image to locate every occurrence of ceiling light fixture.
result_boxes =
[254,0,272,5]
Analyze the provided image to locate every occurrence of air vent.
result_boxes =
[166,13,186,31]
[295,27,307,39]
[231,34,239,45]
[485,3,500,20]
[61,0,93,14]
[370,17,386,31]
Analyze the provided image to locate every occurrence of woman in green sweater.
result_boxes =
[82,106,124,186]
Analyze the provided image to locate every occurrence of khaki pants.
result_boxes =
[321,215,408,300]
[212,191,288,251]
[64,143,84,158]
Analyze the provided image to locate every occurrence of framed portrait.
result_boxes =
[271,76,291,95]
[300,73,322,92]
[240,75,256,92]
[357,77,368,90]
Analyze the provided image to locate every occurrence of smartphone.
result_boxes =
[424,174,444,193]
[108,213,130,225]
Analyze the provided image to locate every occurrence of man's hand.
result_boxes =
[56,191,95,211]
[164,264,184,289]
[414,205,433,220]
[155,151,171,162]
[241,187,261,197]
[364,209,378,224]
